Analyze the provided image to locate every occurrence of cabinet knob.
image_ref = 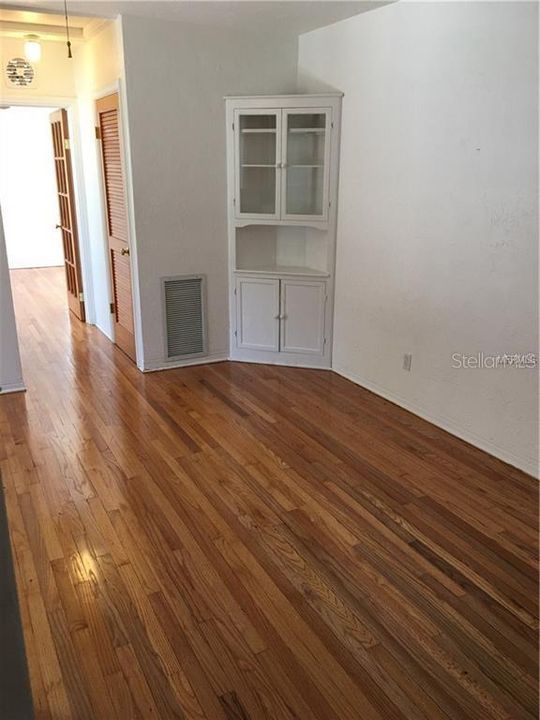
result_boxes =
[121,247,130,256]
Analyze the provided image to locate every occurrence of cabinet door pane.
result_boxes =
[237,112,279,216]
[236,277,279,351]
[284,111,328,218]
[281,280,325,354]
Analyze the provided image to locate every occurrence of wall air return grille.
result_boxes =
[162,275,207,361]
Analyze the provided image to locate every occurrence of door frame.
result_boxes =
[93,81,142,367]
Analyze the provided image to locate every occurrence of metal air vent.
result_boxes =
[162,275,207,361]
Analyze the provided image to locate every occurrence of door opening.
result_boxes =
[0,105,86,322]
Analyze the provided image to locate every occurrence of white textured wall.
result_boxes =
[0,107,63,269]
[298,2,539,475]
[120,16,298,368]
[0,206,24,394]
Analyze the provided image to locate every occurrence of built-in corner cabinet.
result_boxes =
[225,94,342,369]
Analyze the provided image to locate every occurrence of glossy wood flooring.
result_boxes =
[1,267,538,720]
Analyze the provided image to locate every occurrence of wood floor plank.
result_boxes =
[1,267,538,720]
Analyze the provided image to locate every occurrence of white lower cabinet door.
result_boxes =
[236,277,280,351]
[280,279,326,354]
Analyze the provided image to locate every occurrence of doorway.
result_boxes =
[0,105,86,322]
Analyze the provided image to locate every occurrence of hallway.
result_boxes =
[1,267,538,719]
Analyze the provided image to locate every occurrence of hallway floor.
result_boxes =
[1,267,538,719]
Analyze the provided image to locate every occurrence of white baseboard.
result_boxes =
[0,382,26,395]
[142,352,228,373]
[333,364,539,479]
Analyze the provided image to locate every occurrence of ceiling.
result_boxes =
[0,1,391,35]
[0,7,106,41]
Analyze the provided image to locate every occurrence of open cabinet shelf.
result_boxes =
[234,224,330,276]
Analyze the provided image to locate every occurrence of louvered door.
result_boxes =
[96,93,136,361]
[50,109,85,321]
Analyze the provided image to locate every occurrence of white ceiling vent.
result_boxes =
[162,275,207,361]
[5,58,35,87]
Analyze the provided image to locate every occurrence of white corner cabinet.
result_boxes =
[225,94,342,369]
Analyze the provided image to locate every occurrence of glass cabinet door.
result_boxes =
[282,109,330,220]
[235,110,281,218]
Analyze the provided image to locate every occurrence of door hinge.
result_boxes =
[79,292,84,302]
[234,330,237,337]
[233,197,236,206]
[64,138,71,150]
[234,288,237,295]
[331,121,334,128]
[95,126,101,140]
[232,122,235,131]
[324,337,327,345]
[110,302,115,314]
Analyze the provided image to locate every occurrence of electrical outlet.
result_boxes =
[403,353,412,372]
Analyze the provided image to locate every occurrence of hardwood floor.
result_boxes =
[1,266,538,720]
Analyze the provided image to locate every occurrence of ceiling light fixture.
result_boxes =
[24,34,41,62]
[63,0,73,59]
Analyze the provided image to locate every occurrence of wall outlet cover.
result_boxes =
[403,353,412,371]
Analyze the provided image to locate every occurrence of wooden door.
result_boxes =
[235,276,280,351]
[96,93,136,361]
[50,109,85,321]
[280,279,326,355]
